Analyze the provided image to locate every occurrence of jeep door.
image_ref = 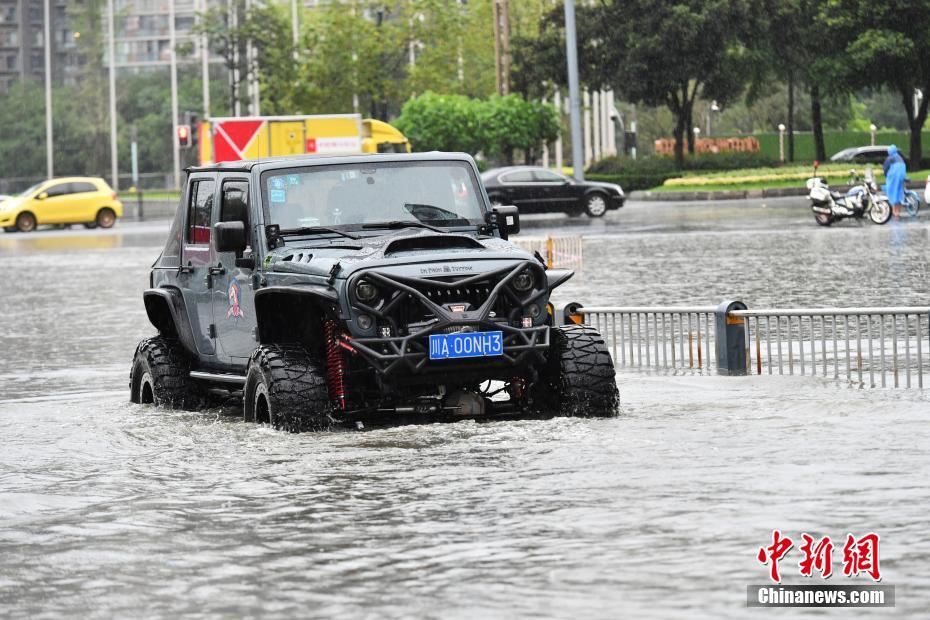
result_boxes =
[211,177,258,367]
[179,173,218,358]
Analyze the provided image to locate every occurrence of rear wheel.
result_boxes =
[904,191,921,217]
[130,336,202,409]
[531,324,619,417]
[869,200,892,225]
[814,212,834,226]
[15,212,36,233]
[243,344,334,432]
[96,208,116,229]
[584,193,609,217]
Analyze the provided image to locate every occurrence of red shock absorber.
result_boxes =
[325,320,348,410]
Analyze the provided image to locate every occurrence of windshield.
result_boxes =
[261,161,485,231]
[18,182,45,197]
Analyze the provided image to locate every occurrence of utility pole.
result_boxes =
[170,0,181,189]
[564,0,584,181]
[200,0,210,117]
[108,0,118,190]
[43,0,53,178]
[291,0,299,59]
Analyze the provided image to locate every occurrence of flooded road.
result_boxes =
[1,199,929,618]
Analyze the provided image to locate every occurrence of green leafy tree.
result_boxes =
[393,92,483,152]
[479,94,559,164]
[827,0,930,165]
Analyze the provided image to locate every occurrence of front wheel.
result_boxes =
[869,200,892,225]
[15,212,36,233]
[243,344,334,432]
[584,193,609,217]
[531,324,619,417]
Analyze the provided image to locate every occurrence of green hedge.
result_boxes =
[746,131,930,163]
[585,152,779,191]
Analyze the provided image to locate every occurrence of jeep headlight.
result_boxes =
[513,269,535,292]
[356,280,378,303]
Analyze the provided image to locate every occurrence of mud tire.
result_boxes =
[130,336,203,409]
[243,344,334,432]
[533,324,619,417]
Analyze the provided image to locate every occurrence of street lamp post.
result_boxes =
[693,126,701,153]
[778,124,786,163]
[169,0,181,190]
[870,123,877,146]
[43,0,53,178]
[107,0,118,190]
[200,0,210,117]
[708,100,719,137]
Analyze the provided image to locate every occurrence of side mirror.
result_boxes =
[215,220,247,255]
[37,192,48,200]
[488,205,520,240]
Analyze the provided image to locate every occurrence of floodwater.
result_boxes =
[1,198,929,619]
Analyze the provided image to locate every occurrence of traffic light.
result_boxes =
[177,124,191,149]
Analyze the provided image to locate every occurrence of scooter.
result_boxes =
[806,162,891,226]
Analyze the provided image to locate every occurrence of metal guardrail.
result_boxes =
[583,306,718,372]
[576,304,930,388]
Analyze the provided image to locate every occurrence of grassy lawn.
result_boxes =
[119,190,179,201]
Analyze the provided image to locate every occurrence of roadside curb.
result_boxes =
[630,180,926,202]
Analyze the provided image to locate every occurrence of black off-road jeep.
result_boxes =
[130,153,617,430]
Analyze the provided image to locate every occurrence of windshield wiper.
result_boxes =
[362,220,447,233]
[279,226,359,240]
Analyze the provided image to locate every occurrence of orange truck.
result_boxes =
[197,114,410,165]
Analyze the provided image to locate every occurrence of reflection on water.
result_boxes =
[1,204,929,618]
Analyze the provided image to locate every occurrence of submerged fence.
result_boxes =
[573,302,930,389]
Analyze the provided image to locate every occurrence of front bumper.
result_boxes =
[610,195,625,209]
[342,262,552,379]
[346,322,550,377]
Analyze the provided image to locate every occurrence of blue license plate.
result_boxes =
[429,331,503,360]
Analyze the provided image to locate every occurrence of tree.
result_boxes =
[516,1,760,168]
[393,92,483,152]
[829,0,930,166]
[582,0,759,168]
[479,94,560,164]
[394,92,560,163]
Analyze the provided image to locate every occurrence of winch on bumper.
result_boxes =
[338,262,551,378]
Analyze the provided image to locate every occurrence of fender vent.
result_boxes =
[282,253,313,263]
[385,235,483,255]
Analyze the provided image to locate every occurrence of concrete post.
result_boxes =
[715,300,748,376]
[592,90,601,162]
[563,0,584,181]
[554,90,563,170]
[583,90,592,167]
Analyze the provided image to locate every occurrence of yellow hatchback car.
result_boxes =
[0,177,123,233]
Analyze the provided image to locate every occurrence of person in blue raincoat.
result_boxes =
[883,144,907,219]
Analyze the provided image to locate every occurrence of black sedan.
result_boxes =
[480,166,625,217]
